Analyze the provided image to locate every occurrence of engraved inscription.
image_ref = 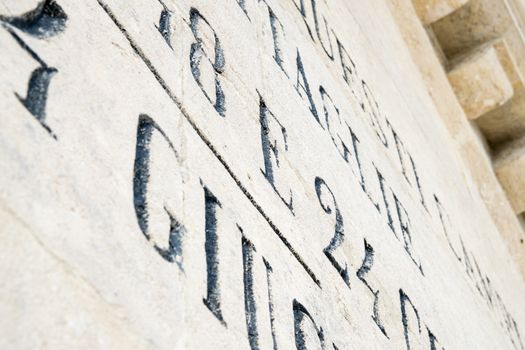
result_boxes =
[1,0,68,139]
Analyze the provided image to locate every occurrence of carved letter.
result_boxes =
[293,300,326,350]
[133,114,186,267]
[295,50,320,124]
[311,0,335,60]
[399,289,422,350]
[243,236,260,350]
[400,290,445,350]
[374,165,396,234]
[0,0,67,39]
[202,184,226,325]
[15,65,58,139]
[259,96,294,213]
[265,4,290,77]
[356,240,388,337]
[315,177,350,287]
[320,86,352,157]
[241,232,278,350]
[410,155,427,211]
[386,121,411,184]
[1,0,68,139]
[156,3,173,49]
[348,125,380,211]
[393,194,423,274]
[361,81,389,147]
[264,258,278,350]
[291,0,316,41]
[336,39,362,103]
[189,8,226,117]
[237,0,250,19]
[434,195,462,262]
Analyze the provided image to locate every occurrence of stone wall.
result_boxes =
[0,0,524,349]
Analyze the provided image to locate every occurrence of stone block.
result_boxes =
[494,136,525,214]
[412,0,469,25]
[477,88,525,146]
[494,37,525,91]
[502,23,525,86]
[447,44,514,120]
[432,0,514,58]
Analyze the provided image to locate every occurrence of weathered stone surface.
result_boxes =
[412,0,469,25]
[447,45,514,120]
[478,88,525,146]
[432,0,514,58]
[1,0,525,349]
[503,23,525,85]
[494,136,525,214]
[0,204,154,350]
[494,37,525,91]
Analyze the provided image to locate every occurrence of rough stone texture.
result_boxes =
[412,0,468,25]
[494,37,525,91]
[447,45,514,120]
[478,88,525,147]
[494,136,525,214]
[432,0,513,58]
[505,0,525,79]
[1,0,525,349]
